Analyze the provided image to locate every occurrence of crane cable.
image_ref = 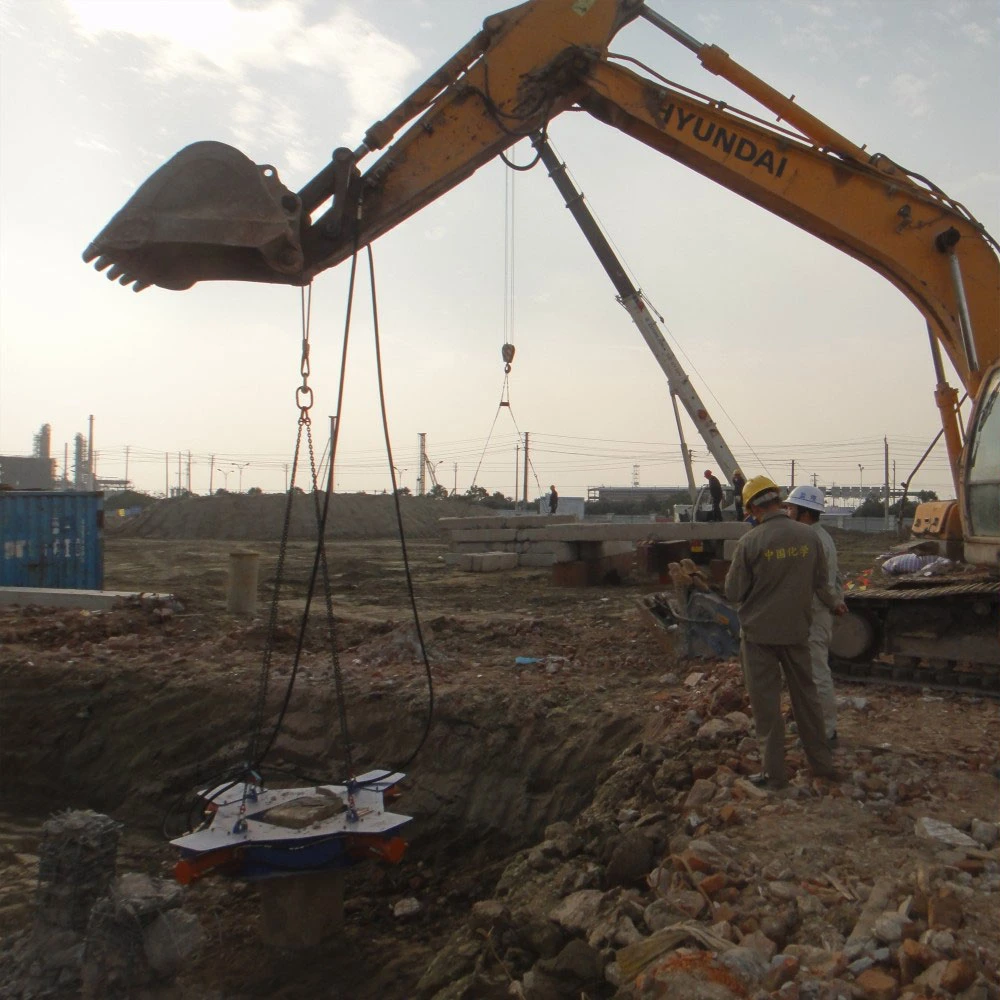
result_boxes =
[470,147,543,500]
[196,230,436,833]
[251,238,435,789]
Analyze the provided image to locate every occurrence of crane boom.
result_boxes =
[531,135,741,486]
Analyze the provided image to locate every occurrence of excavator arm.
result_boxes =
[84,0,999,517]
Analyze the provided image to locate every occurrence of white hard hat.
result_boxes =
[785,484,826,513]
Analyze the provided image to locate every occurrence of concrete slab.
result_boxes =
[438,516,506,531]
[518,552,557,567]
[450,529,518,543]
[0,588,175,611]
[470,551,518,572]
[439,514,576,531]
[537,522,749,543]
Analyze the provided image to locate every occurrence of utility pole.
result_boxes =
[187,450,192,494]
[884,436,890,526]
[790,459,795,488]
[124,445,130,489]
[64,443,69,490]
[210,456,215,495]
[235,462,249,493]
[283,463,288,492]
[417,432,427,496]
[165,453,169,497]
[811,472,818,487]
[177,453,182,495]
[515,444,520,508]
[632,464,640,488]
[88,414,95,491]
[522,431,529,509]
[453,463,458,496]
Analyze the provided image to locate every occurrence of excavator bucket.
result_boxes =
[82,141,306,291]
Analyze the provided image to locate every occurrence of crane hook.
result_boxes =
[502,343,515,374]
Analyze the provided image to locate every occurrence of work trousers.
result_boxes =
[808,607,838,740]
[740,638,835,784]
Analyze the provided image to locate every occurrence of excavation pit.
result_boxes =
[2,527,998,999]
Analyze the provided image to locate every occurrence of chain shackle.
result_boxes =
[296,385,314,413]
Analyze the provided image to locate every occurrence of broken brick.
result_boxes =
[855,967,899,1000]
[939,957,977,994]
[927,890,963,931]
[718,804,741,825]
[698,872,727,896]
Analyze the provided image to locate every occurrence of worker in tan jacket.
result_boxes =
[724,475,847,788]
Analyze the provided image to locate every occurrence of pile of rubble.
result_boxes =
[0,811,204,1000]
[410,667,1000,1000]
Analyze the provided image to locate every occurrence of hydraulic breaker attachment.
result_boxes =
[82,141,306,291]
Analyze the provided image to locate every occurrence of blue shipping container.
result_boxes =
[0,491,104,589]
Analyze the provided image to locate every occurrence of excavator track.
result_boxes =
[832,576,1000,698]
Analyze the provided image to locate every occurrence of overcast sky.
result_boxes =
[1,0,997,500]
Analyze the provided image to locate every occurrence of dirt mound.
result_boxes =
[110,493,490,541]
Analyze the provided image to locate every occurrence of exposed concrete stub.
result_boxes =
[259,870,345,949]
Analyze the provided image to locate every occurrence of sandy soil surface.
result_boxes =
[0,514,996,999]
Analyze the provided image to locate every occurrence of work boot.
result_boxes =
[747,772,788,791]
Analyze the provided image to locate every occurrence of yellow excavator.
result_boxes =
[84,0,999,687]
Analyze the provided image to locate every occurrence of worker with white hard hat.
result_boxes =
[784,484,842,744]
[724,475,847,789]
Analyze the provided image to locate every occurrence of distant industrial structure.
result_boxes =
[0,417,111,491]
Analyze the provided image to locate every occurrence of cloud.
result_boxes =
[64,0,300,77]
[64,0,419,168]
[890,72,932,118]
[75,134,118,155]
[856,74,872,88]
[959,20,992,45]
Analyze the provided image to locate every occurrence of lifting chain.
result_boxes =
[296,287,314,419]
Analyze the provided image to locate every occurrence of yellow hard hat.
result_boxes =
[742,474,780,507]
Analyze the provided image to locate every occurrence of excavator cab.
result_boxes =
[82,141,306,291]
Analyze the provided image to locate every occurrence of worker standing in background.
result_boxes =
[732,469,746,520]
[704,469,723,521]
[548,485,558,515]
[784,485,841,745]
[724,475,847,788]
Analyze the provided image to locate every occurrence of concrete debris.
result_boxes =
[914,816,980,849]
[393,897,422,919]
[970,820,999,849]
